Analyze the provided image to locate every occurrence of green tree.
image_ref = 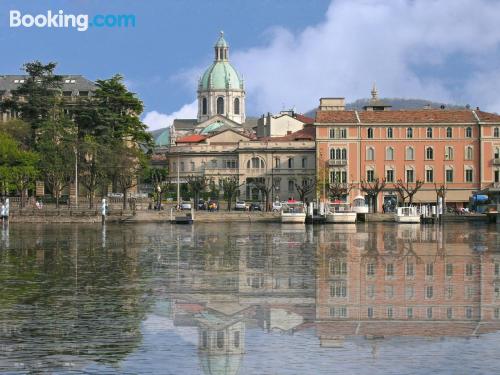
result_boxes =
[221,176,243,211]
[185,175,209,210]
[37,117,76,208]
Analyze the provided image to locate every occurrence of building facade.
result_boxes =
[315,90,500,211]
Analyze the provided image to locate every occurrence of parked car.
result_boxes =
[197,199,206,210]
[235,201,247,211]
[249,202,262,211]
[272,201,283,212]
[180,201,192,210]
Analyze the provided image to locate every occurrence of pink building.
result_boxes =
[315,91,500,211]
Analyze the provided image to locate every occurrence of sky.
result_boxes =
[1,0,500,130]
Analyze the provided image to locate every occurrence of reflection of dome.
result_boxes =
[155,129,170,146]
[200,61,243,91]
[201,121,226,134]
[199,354,242,375]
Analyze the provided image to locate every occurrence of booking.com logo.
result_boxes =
[9,10,136,31]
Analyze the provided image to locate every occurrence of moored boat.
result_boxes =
[395,206,420,223]
[352,195,369,214]
[325,202,357,223]
[281,201,306,223]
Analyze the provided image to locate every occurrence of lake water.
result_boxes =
[0,222,500,375]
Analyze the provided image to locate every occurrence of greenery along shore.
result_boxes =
[0,61,154,209]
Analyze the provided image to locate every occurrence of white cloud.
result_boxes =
[229,0,500,114]
[142,100,198,130]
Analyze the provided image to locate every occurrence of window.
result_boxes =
[426,263,434,277]
[495,263,500,277]
[386,169,394,183]
[330,306,348,318]
[465,169,473,183]
[234,331,240,348]
[367,307,374,318]
[190,161,195,171]
[495,127,500,138]
[406,169,414,183]
[406,147,414,160]
[387,127,393,138]
[446,169,453,183]
[367,284,375,298]
[466,127,472,138]
[330,281,347,297]
[180,161,185,172]
[426,147,434,160]
[330,148,347,160]
[495,147,500,159]
[427,127,433,138]
[446,263,453,277]
[407,307,413,319]
[387,307,393,319]
[288,157,294,169]
[234,98,240,115]
[202,331,208,348]
[406,263,415,277]
[367,263,375,277]
[367,170,375,182]
[386,263,394,278]
[367,128,374,139]
[330,260,347,276]
[302,157,307,168]
[288,180,295,192]
[495,308,500,319]
[385,285,394,299]
[496,170,500,183]
[466,307,473,319]
[407,127,413,138]
[339,128,347,138]
[426,168,434,183]
[211,160,217,168]
[202,97,207,115]
[446,286,453,299]
[216,97,224,114]
[330,170,347,183]
[426,307,433,319]
[366,147,375,161]
[406,286,415,299]
[386,147,394,160]
[248,157,264,169]
[329,128,335,139]
[426,286,434,299]
[465,263,474,277]
[447,307,453,319]
[223,160,237,169]
[465,146,473,160]
[217,331,224,349]
[446,127,453,138]
[275,158,280,168]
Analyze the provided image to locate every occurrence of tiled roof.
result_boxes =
[295,114,315,124]
[315,109,500,124]
[176,134,206,143]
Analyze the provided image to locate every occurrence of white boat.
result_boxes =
[281,201,306,223]
[325,202,357,223]
[395,206,421,223]
[352,195,369,214]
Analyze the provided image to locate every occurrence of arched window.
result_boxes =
[248,157,264,169]
[466,127,472,138]
[341,148,347,160]
[234,98,240,115]
[495,127,499,138]
[426,147,434,160]
[202,97,207,115]
[335,149,341,159]
[446,127,452,138]
[366,147,375,161]
[330,148,335,159]
[386,147,394,160]
[446,146,454,160]
[367,128,373,139]
[466,146,473,160]
[406,147,415,160]
[495,147,500,159]
[216,97,224,114]
[288,157,294,168]
[387,127,393,138]
[427,127,433,138]
[407,127,413,138]
[216,331,224,349]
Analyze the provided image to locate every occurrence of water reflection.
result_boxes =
[1,222,500,374]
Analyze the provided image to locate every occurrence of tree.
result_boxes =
[253,179,273,211]
[221,176,243,211]
[294,178,316,202]
[360,177,387,213]
[37,117,76,208]
[1,61,63,144]
[0,132,39,203]
[394,179,424,205]
[434,182,447,212]
[143,167,169,209]
[78,136,109,208]
[327,180,355,201]
[185,175,209,210]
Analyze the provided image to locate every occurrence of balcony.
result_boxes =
[493,158,500,165]
[328,159,347,166]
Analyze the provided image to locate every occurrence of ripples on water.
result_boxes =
[0,222,499,374]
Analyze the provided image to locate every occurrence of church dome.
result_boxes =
[199,32,243,91]
[155,129,170,146]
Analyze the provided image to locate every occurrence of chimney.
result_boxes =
[319,97,345,111]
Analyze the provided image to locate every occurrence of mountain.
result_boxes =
[304,98,467,118]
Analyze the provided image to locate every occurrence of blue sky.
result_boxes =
[1,0,500,130]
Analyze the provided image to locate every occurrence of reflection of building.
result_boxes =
[315,88,500,210]
[315,224,500,345]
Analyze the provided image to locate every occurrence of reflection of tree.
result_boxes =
[0,226,154,371]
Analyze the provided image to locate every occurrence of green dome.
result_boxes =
[155,129,170,146]
[199,62,243,91]
[201,120,225,134]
